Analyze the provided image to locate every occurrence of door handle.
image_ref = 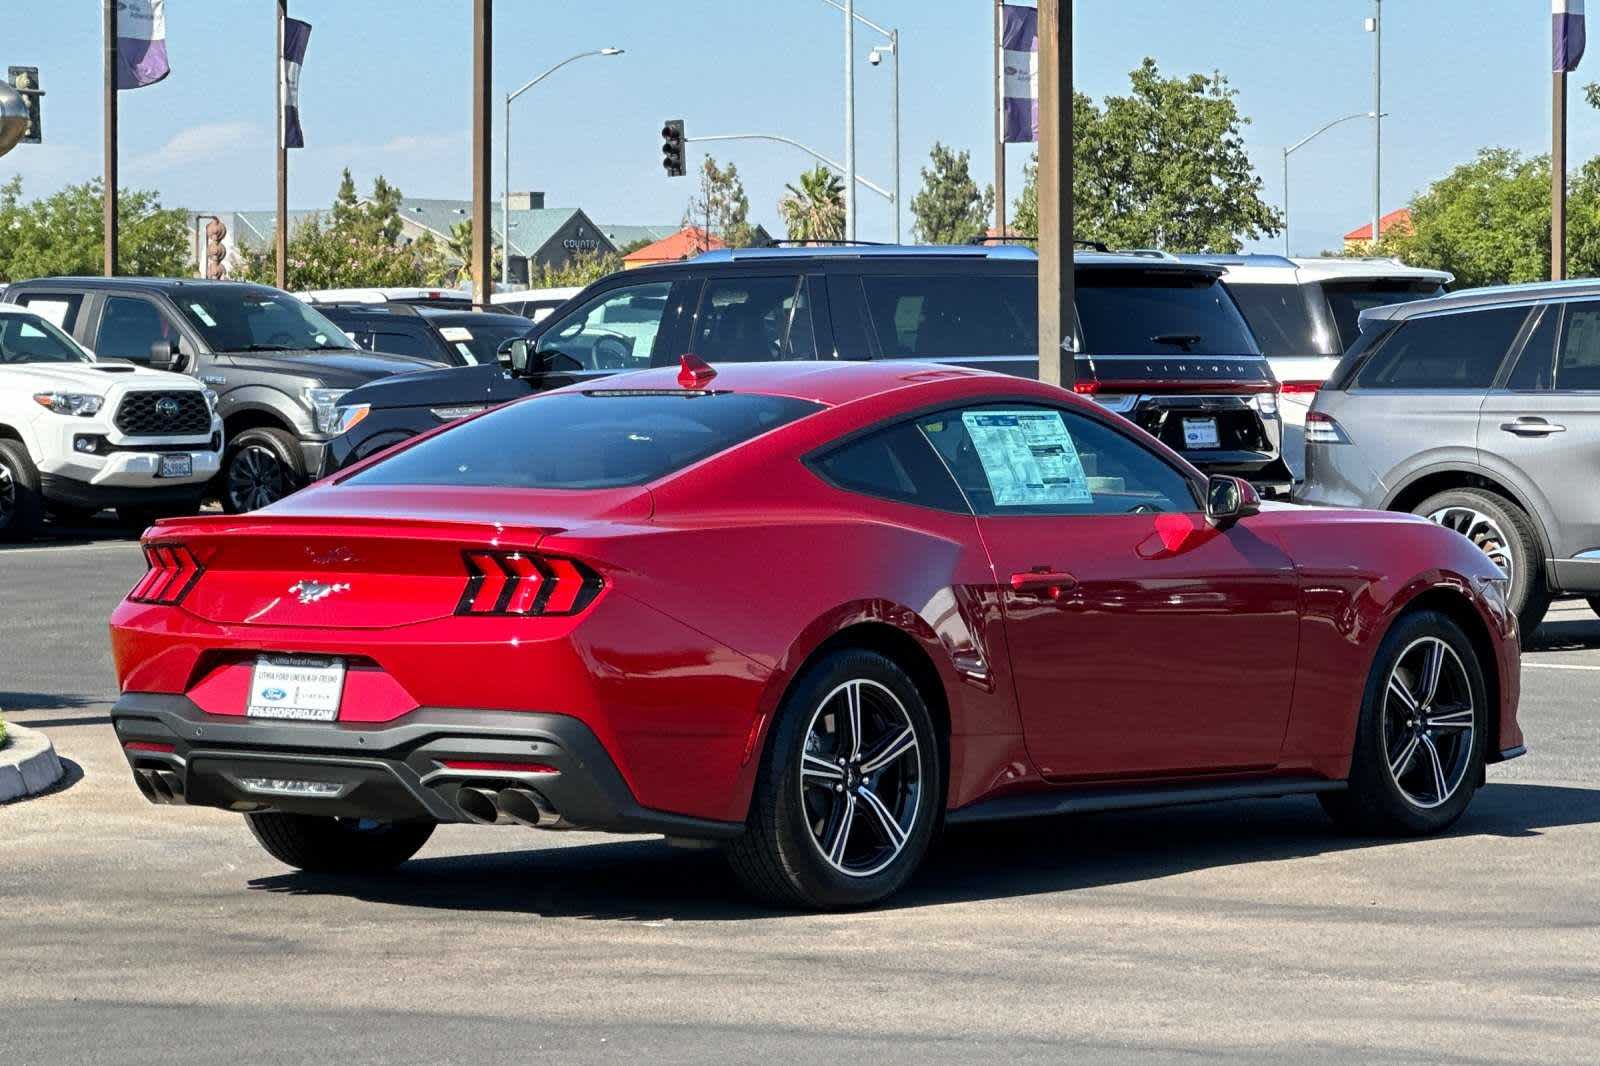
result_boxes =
[1500,417,1566,436]
[1010,568,1078,599]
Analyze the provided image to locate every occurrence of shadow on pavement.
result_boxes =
[0,692,109,715]
[246,781,1600,921]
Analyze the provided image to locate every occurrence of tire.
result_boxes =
[1413,487,1550,642]
[1320,609,1489,836]
[245,812,435,874]
[726,648,941,909]
[222,426,305,514]
[0,439,42,541]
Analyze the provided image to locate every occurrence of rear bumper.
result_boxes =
[110,693,744,840]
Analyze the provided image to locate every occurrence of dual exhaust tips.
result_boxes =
[454,785,561,828]
[134,767,185,805]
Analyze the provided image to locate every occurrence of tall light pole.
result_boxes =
[823,1,900,242]
[1366,1,1382,248]
[503,47,622,286]
[1282,112,1379,256]
[844,0,856,241]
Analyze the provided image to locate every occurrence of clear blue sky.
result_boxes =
[1,1,1590,255]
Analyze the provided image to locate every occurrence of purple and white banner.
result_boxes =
[115,0,170,90]
[280,17,312,149]
[1000,4,1038,143]
[1556,0,1587,72]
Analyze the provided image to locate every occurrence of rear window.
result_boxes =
[1323,280,1446,351]
[346,391,822,490]
[1225,283,1336,357]
[1076,271,1259,356]
[862,275,1036,357]
[1354,306,1529,390]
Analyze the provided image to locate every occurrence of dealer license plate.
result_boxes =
[1182,418,1220,449]
[247,656,346,721]
[158,453,193,478]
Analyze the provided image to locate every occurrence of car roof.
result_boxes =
[414,308,531,326]
[1362,277,1600,323]
[10,276,282,296]
[655,243,1222,276]
[566,359,1014,408]
[1185,253,1452,285]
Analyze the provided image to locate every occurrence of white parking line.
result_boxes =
[1524,661,1600,671]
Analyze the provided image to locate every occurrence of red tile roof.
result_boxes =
[622,226,726,263]
[1344,208,1413,243]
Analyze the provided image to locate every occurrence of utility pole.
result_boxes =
[275,0,288,289]
[103,0,118,276]
[471,0,493,306]
[993,0,1006,239]
[888,27,900,243]
[1368,1,1382,250]
[1036,0,1072,389]
[844,0,856,241]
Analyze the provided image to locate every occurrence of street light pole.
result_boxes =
[821,0,898,240]
[888,29,900,242]
[502,48,622,287]
[1368,1,1382,248]
[1281,112,1377,256]
[844,0,856,241]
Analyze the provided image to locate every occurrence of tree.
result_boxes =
[910,143,993,245]
[441,219,501,285]
[0,176,189,281]
[527,249,624,289]
[778,165,846,244]
[1011,59,1281,252]
[686,157,755,249]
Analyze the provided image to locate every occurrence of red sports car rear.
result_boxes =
[110,359,1522,908]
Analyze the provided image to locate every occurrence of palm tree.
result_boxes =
[778,166,846,245]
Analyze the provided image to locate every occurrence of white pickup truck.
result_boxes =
[0,304,223,538]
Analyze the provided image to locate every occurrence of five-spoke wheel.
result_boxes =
[1381,637,1476,810]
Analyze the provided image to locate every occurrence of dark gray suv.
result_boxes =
[1298,279,1600,640]
[3,278,435,512]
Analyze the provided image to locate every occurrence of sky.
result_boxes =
[2,1,1593,256]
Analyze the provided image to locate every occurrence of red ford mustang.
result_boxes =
[109,359,1523,908]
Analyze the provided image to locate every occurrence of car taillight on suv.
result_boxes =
[1304,411,1352,445]
[455,550,604,617]
[128,543,205,605]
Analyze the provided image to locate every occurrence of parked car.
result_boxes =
[1296,278,1600,640]
[298,286,472,309]
[109,358,1521,907]
[1189,254,1452,481]
[0,303,223,536]
[328,246,1292,493]
[490,285,583,322]
[315,302,533,368]
[2,278,436,513]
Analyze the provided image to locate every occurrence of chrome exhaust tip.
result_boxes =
[454,785,503,825]
[153,769,185,802]
[494,787,544,828]
[134,769,165,804]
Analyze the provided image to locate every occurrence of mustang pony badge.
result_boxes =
[288,579,350,605]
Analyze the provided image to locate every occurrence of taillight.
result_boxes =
[1304,411,1352,445]
[455,550,603,617]
[127,543,204,605]
[1279,380,1324,395]
[1071,380,1100,394]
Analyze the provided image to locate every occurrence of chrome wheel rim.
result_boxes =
[0,462,14,528]
[799,679,921,878]
[1426,505,1513,583]
[1383,637,1475,810]
[227,444,289,512]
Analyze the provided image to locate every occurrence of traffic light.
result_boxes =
[7,67,41,144]
[661,119,685,178]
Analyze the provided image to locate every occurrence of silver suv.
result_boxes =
[1297,279,1600,640]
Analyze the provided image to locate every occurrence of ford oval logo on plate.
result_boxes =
[260,687,287,702]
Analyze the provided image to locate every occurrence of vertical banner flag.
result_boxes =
[1001,4,1039,143]
[115,0,170,90]
[281,18,312,149]
[1556,0,1587,72]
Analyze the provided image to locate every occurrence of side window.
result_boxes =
[368,330,435,360]
[917,404,1199,517]
[1504,305,1557,391]
[537,282,672,370]
[862,275,1036,358]
[692,276,815,362]
[1556,301,1600,391]
[1354,306,1529,390]
[95,297,173,363]
[15,293,85,332]
[810,422,968,512]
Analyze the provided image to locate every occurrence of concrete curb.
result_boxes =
[0,723,65,802]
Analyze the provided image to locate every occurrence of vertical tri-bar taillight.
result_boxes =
[455,551,603,617]
[127,544,205,605]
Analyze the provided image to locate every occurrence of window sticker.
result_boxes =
[189,303,218,327]
[24,300,72,328]
[438,326,474,342]
[961,409,1092,507]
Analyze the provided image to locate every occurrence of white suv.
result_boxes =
[1188,255,1452,481]
[0,305,223,537]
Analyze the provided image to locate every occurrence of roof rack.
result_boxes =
[761,238,894,248]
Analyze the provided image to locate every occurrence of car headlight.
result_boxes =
[32,392,104,417]
[1251,391,1279,417]
[304,388,349,435]
[335,403,371,435]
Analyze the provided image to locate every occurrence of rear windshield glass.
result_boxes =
[1076,271,1259,356]
[862,275,1037,357]
[1323,280,1445,351]
[1225,283,1335,357]
[346,391,822,490]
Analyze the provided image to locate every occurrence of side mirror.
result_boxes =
[148,338,178,371]
[499,337,533,374]
[537,349,584,374]
[1205,475,1260,526]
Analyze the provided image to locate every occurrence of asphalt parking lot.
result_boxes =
[2,523,1598,1065]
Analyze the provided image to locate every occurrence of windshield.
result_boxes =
[1225,283,1338,357]
[1076,272,1260,356]
[0,311,91,364]
[1322,280,1447,351]
[174,289,357,353]
[436,321,530,365]
[347,391,822,490]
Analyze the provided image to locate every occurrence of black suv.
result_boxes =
[326,246,1288,489]
[315,303,535,368]
[2,278,436,511]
